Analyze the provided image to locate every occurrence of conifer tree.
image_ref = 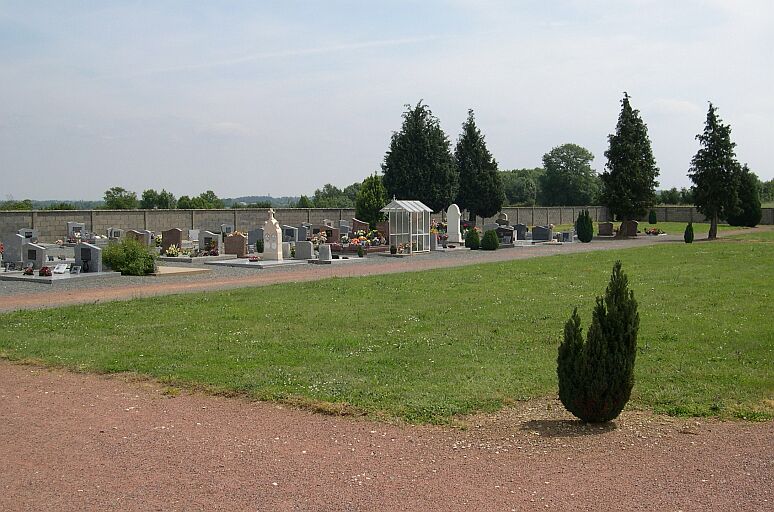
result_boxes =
[689,103,741,239]
[726,165,762,227]
[455,109,504,222]
[601,93,660,230]
[382,102,458,212]
[355,174,388,228]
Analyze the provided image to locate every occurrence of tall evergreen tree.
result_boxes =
[689,103,741,239]
[601,93,660,230]
[382,102,458,212]
[355,174,388,228]
[455,109,504,221]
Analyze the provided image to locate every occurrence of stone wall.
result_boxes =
[1,206,771,243]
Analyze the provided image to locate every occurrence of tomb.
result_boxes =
[351,218,369,233]
[619,220,639,237]
[2,234,25,264]
[23,242,47,269]
[199,231,223,255]
[446,204,463,243]
[262,209,283,261]
[598,222,614,236]
[161,228,183,253]
[126,229,153,246]
[75,242,102,273]
[282,225,299,243]
[317,243,332,263]
[532,225,553,241]
[106,227,124,240]
[248,227,264,246]
[496,225,515,244]
[220,224,234,236]
[381,199,432,254]
[224,232,247,258]
[296,225,311,242]
[282,241,292,258]
[295,241,314,260]
[338,220,351,235]
[560,231,575,243]
[188,229,200,241]
[66,221,85,241]
[17,228,38,243]
[514,223,528,240]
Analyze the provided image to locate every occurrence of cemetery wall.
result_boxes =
[1,206,771,243]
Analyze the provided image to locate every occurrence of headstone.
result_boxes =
[220,224,234,236]
[295,241,314,259]
[561,231,575,243]
[75,242,102,273]
[17,228,38,243]
[23,242,47,269]
[199,231,222,254]
[532,225,553,241]
[619,220,639,237]
[514,223,528,240]
[188,229,200,241]
[430,234,438,251]
[376,220,390,239]
[107,227,124,240]
[161,228,183,253]
[248,227,264,245]
[2,234,25,264]
[495,213,509,226]
[351,218,369,233]
[282,225,299,243]
[282,242,292,259]
[224,233,248,258]
[66,221,85,240]
[496,225,515,242]
[321,225,340,242]
[338,220,351,235]
[126,229,152,246]
[483,223,499,234]
[262,209,283,261]
[446,204,462,243]
[296,225,311,242]
[598,222,614,236]
[318,244,332,262]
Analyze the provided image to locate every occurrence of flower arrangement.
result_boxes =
[311,232,328,249]
[154,235,162,247]
[349,229,386,247]
[644,227,665,236]
[340,234,350,244]
[164,244,181,257]
[227,231,246,238]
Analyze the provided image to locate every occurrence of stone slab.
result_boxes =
[151,266,211,276]
[0,271,121,285]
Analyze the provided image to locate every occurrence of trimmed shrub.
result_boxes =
[648,209,657,224]
[684,222,694,244]
[390,244,397,255]
[464,228,480,250]
[557,261,639,423]
[576,210,593,243]
[256,240,264,253]
[102,238,156,276]
[481,230,499,250]
[727,169,762,227]
[357,245,365,258]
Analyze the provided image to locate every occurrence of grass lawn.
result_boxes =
[1,240,771,424]
[550,221,748,236]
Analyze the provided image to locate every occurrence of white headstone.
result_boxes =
[262,209,283,261]
[318,244,332,261]
[447,204,462,243]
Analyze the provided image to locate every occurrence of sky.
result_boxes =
[1,0,772,200]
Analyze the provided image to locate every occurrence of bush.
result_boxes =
[557,261,639,423]
[390,244,397,255]
[481,230,499,250]
[102,238,156,276]
[648,209,657,224]
[464,228,480,250]
[684,222,694,244]
[727,169,762,227]
[256,240,264,253]
[576,209,593,243]
[357,245,365,257]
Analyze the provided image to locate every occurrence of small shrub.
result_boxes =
[357,245,365,257]
[103,238,156,276]
[390,244,397,255]
[576,210,593,243]
[256,240,264,253]
[557,261,639,423]
[481,230,499,250]
[648,209,657,224]
[464,228,480,250]
[684,222,694,244]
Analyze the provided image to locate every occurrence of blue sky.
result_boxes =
[1,0,772,200]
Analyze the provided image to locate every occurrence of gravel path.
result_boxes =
[1,363,771,511]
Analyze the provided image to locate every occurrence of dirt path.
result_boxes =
[1,363,771,511]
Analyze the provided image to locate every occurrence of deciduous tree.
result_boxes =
[540,144,600,206]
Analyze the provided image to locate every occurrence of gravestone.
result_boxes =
[296,225,311,242]
[224,233,247,258]
[429,234,438,251]
[376,220,390,239]
[532,225,553,241]
[67,222,85,240]
[495,213,509,226]
[598,222,614,236]
[561,231,575,243]
[262,209,283,261]
[199,231,222,254]
[75,242,102,273]
[338,220,351,235]
[351,218,369,233]
[514,223,528,240]
[3,234,25,264]
[23,242,47,269]
[496,225,515,242]
[161,228,183,253]
[318,243,332,262]
[446,204,463,243]
[282,242,292,259]
[282,225,299,243]
[126,229,153,246]
[619,220,639,237]
[220,224,234,236]
[248,227,264,245]
[107,227,124,240]
[320,225,340,242]
[17,228,38,243]
[295,241,314,259]
[483,223,499,234]
[188,229,200,241]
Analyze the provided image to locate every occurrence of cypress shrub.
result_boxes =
[464,228,480,250]
[648,209,657,224]
[357,245,365,257]
[256,240,264,253]
[102,238,156,276]
[390,244,397,255]
[481,230,499,250]
[557,261,639,423]
[684,222,694,244]
[727,168,762,227]
[576,210,593,243]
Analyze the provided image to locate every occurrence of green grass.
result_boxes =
[1,240,772,424]
[549,221,745,235]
